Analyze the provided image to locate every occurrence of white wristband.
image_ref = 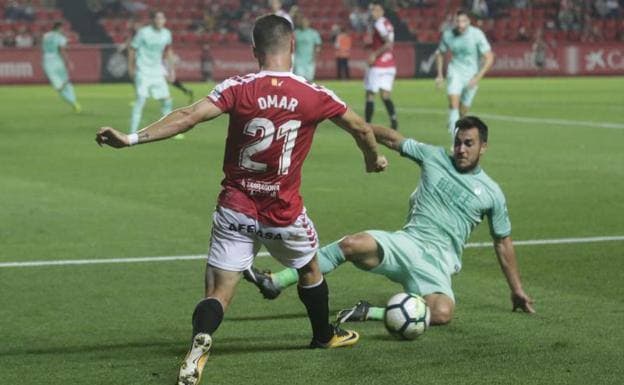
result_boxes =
[127,133,139,146]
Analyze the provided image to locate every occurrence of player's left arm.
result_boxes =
[469,31,495,87]
[164,44,176,82]
[314,31,322,58]
[369,23,393,64]
[470,50,494,87]
[96,98,223,148]
[372,38,393,58]
[493,236,535,314]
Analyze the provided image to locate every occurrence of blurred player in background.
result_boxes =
[532,28,548,72]
[270,0,293,26]
[120,19,194,105]
[41,21,81,112]
[293,16,321,81]
[96,14,387,385]
[245,116,535,326]
[436,9,494,143]
[334,24,352,79]
[128,11,177,136]
[364,2,398,130]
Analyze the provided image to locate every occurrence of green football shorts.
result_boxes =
[366,230,455,302]
[447,73,478,107]
[43,57,68,90]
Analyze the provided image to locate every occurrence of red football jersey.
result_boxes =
[208,70,347,226]
[370,16,395,68]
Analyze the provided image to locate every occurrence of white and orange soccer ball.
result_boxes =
[384,293,430,340]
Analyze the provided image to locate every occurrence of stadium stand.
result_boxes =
[1,0,622,47]
[91,0,623,47]
[0,0,78,47]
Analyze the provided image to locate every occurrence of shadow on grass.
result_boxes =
[0,340,180,358]
[212,342,306,356]
[226,311,307,322]
[0,336,308,358]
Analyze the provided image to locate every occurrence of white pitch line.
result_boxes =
[398,107,624,130]
[1,235,623,269]
[464,235,624,248]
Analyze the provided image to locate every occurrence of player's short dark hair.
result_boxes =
[150,10,164,19]
[455,8,470,17]
[455,116,488,143]
[52,21,63,30]
[252,14,293,55]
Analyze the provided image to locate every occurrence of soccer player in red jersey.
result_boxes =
[364,2,398,130]
[96,14,387,385]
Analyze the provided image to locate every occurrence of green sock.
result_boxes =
[161,98,172,116]
[130,96,146,133]
[367,306,385,321]
[272,240,347,290]
[272,268,298,289]
[60,83,76,105]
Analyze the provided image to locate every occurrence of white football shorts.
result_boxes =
[364,66,396,93]
[207,206,319,271]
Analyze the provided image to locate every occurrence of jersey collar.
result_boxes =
[469,165,482,174]
[258,70,294,77]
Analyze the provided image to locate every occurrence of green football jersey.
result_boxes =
[399,139,511,275]
[294,27,321,64]
[41,31,67,60]
[438,26,491,78]
[131,25,172,77]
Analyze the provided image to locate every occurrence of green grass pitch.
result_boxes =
[1,77,623,385]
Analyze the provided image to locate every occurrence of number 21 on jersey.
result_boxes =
[239,117,301,175]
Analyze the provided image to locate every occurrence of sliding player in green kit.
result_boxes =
[245,116,535,326]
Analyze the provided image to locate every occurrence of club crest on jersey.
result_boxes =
[257,94,299,112]
[271,78,284,87]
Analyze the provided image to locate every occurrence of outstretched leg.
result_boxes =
[177,265,240,385]
[244,233,379,297]
[447,94,461,141]
[59,82,81,112]
[130,95,146,134]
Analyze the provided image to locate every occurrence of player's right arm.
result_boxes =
[128,29,141,80]
[370,124,405,152]
[95,98,223,148]
[330,108,387,172]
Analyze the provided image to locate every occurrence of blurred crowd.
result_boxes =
[2,0,623,48]
[1,0,63,48]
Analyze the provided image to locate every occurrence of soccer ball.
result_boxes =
[384,293,430,340]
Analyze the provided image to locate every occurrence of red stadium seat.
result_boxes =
[225,32,238,44]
